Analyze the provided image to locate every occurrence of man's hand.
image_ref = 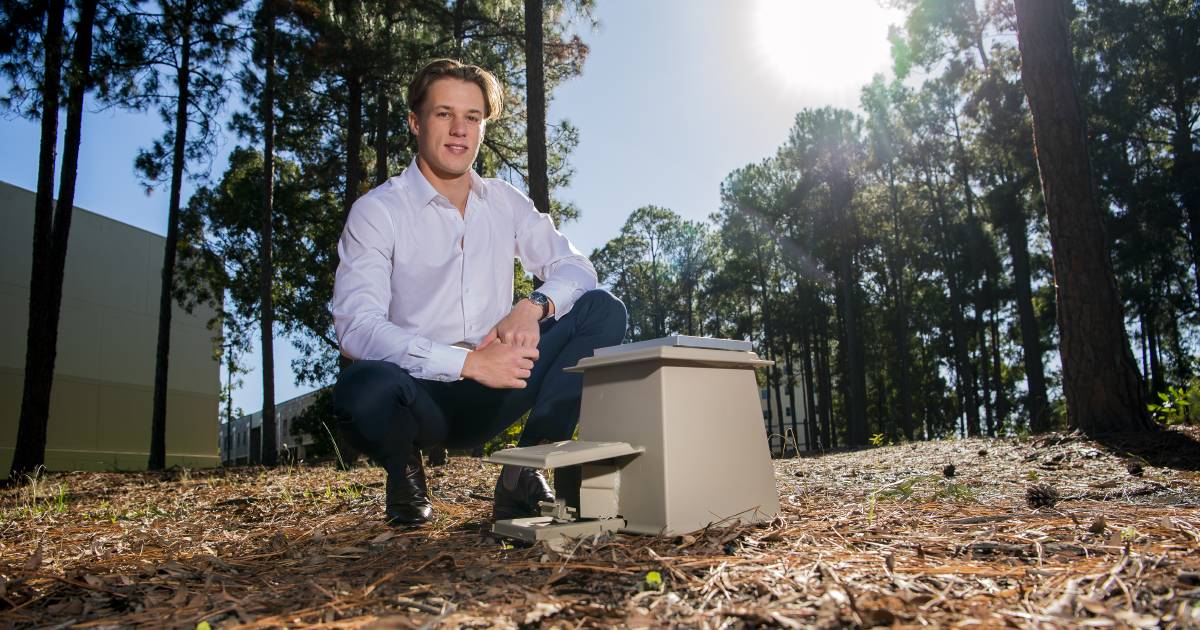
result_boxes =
[461,342,539,389]
[478,299,548,350]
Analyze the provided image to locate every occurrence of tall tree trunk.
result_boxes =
[685,283,695,336]
[332,70,363,381]
[259,0,278,467]
[1003,194,1050,432]
[816,308,834,450]
[1138,308,1149,379]
[952,108,989,437]
[755,252,785,453]
[990,302,1010,431]
[344,72,362,220]
[927,170,981,436]
[784,343,799,453]
[838,251,868,446]
[11,0,74,480]
[452,0,466,51]
[893,291,914,440]
[224,342,234,463]
[524,0,550,215]
[649,249,664,337]
[1146,298,1164,395]
[800,314,819,450]
[149,0,193,470]
[1014,0,1152,433]
[1170,99,1200,308]
[44,0,98,402]
[771,363,785,455]
[886,170,914,440]
[374,80,389,185]
[979,274,994,437]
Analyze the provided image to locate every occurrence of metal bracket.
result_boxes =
[492,515,624,544]
[539,499,577,522]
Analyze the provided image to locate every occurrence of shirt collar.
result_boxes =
[400,157,488,210]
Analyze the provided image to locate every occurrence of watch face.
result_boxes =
[528,292,549,319]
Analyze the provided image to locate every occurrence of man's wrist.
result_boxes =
[530,290,556,320]
[517,298,544,320]
[461,350,477,380]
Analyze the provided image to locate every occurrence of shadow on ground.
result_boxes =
[1093,425,1200,471]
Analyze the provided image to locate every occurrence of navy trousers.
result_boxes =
[332,290,627,478]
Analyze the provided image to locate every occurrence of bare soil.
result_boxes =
[2,428,1199,628]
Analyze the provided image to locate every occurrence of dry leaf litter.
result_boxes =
[2,428,1199,628]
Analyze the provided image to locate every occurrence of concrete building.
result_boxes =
[1,181,221,477]
[221,389,322,465]
[760,364,809,457]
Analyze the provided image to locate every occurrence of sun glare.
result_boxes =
[750,0,903,103]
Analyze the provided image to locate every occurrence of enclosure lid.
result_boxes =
[565,345,773,372]
[593,335,752,357]
[484,440,644,468]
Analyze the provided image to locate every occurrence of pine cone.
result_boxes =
[942,464,956,478]
[1025,483,1060,509]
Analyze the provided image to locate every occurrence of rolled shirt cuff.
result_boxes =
[536,280,580,320]
[408,336,470,381]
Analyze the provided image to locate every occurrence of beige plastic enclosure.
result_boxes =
[486,336,780,541]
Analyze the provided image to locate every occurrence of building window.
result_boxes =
[762,410,770,420]
[785,408,792,417]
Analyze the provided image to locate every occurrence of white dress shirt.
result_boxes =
[332,160,598,382]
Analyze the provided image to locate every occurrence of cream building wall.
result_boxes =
[1,181,220,477]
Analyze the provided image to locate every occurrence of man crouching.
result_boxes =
[330,58,626,526]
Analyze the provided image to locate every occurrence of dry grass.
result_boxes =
[2,428,1199,628]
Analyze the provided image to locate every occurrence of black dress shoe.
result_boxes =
[493,465,555,520]
[385,453,432,527]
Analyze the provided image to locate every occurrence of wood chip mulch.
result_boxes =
[2,428,1199,628]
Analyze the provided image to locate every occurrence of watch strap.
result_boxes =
[528,291,550,321]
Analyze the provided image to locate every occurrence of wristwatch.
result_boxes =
[526,291,551,321]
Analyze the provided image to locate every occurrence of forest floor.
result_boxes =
[2,428,1199,629]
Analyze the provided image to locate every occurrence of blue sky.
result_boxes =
[1,0,903,415]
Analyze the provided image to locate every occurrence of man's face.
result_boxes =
[409,78,486,179]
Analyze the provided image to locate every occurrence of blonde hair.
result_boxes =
[407,58,504,121]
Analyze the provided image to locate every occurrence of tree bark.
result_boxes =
[44,0,98,400]
[886,170,914,440]
[926,169,981,436]
[374,79,389,185]
[11,0,71,480]
[524,0,550,215]
[259,0,278,467]
[839,250,868,446]
[989,298,1010,433]
[800,314,819,450]
[784,343,799,453]
[344,72,362,220]
[1146,296,1164,395]
[979,274,994,437]
[1170,101,1200,310]
[816,306,833,450]
[224,342,234,463]
[150,0,193,470]
[1014,0,1152,434]
[1003,194,1051,432]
